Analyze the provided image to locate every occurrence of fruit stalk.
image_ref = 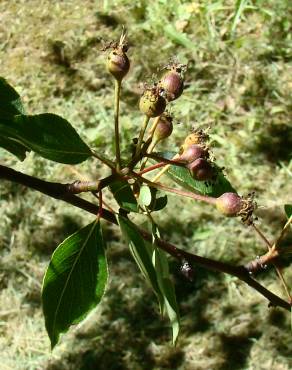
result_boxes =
[114,79,122,170]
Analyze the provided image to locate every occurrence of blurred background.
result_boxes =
[0,1,291,369]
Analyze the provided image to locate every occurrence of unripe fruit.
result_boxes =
[180,144,208,163]
[153,114,173,142]
[182,130,209,151]
[216,192,242,217]
[107,48,130,81]
[139,88,166,117]
[160,68,184,101]
[188,158,213,181]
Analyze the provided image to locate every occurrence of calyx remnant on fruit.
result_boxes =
[139,86,166,117]
[159,63,186,101]
[182,129,209,151]
[106,32,130,81]
[216,192,256,223]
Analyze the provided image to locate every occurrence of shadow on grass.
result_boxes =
[31,214,82,254]
[256,124,292,163]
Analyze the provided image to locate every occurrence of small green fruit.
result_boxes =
[139,88,166,117]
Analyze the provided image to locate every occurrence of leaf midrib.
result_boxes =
[51,221,98,337]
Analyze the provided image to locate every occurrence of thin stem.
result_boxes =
[148,116,160,136]
[252,223,292,302]
[146,153,186,167]
[91,149,116,171]
[138,162,167,176]
[114,79,122,170]
[132,171,217,205]
[139,137,158,171]
[137,157,186,176]
[273,215,292,249]
[152,153,180,182]
[97,191,103,220]
[134,115,150,160]
[1,163,290,311]
[252,223,272,249]
[139,116,161,171]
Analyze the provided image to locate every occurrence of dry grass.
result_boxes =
[0,0,291,369]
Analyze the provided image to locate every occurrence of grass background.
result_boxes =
[0,0,291,369]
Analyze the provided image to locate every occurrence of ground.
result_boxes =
[0,0,291,369]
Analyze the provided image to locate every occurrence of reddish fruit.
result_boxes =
[188,158,213,181]
[160,68,184,101]
[139,88,166,117]
[153,114,173,142]
[216,192,242,217]
[180,144,208,163]
[107,48,130,81]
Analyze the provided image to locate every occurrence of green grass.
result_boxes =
[0,0,291,369]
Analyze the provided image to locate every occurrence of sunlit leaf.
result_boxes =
[284,204,292,219]
[0,113,92,164]
[138,185,152,207]
[0,77,25,116]
[156,151,236,197]
[0,78,28,159]
[152,247,180,345]
[118,216,163,309]
[42,221,108,348]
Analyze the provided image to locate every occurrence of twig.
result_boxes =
[252,223,292,302]
[1,164,290,311]
[132,171,217,205]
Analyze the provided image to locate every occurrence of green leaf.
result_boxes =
[152,247,180,345]
[230,0,247,36]
[0,113,92,164]
[284,204,292,219]
[42,221,108,349]
[149,194,168,212]
[164,25,194,49]
[118,216,163,308]
[0,77,25,116]
[110,180,139,213]
[0,78,28,159]
[0,136,28,161]
[138,185,152,207]
[156,151,236,197]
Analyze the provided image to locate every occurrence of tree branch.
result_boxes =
[0,164,290,311]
